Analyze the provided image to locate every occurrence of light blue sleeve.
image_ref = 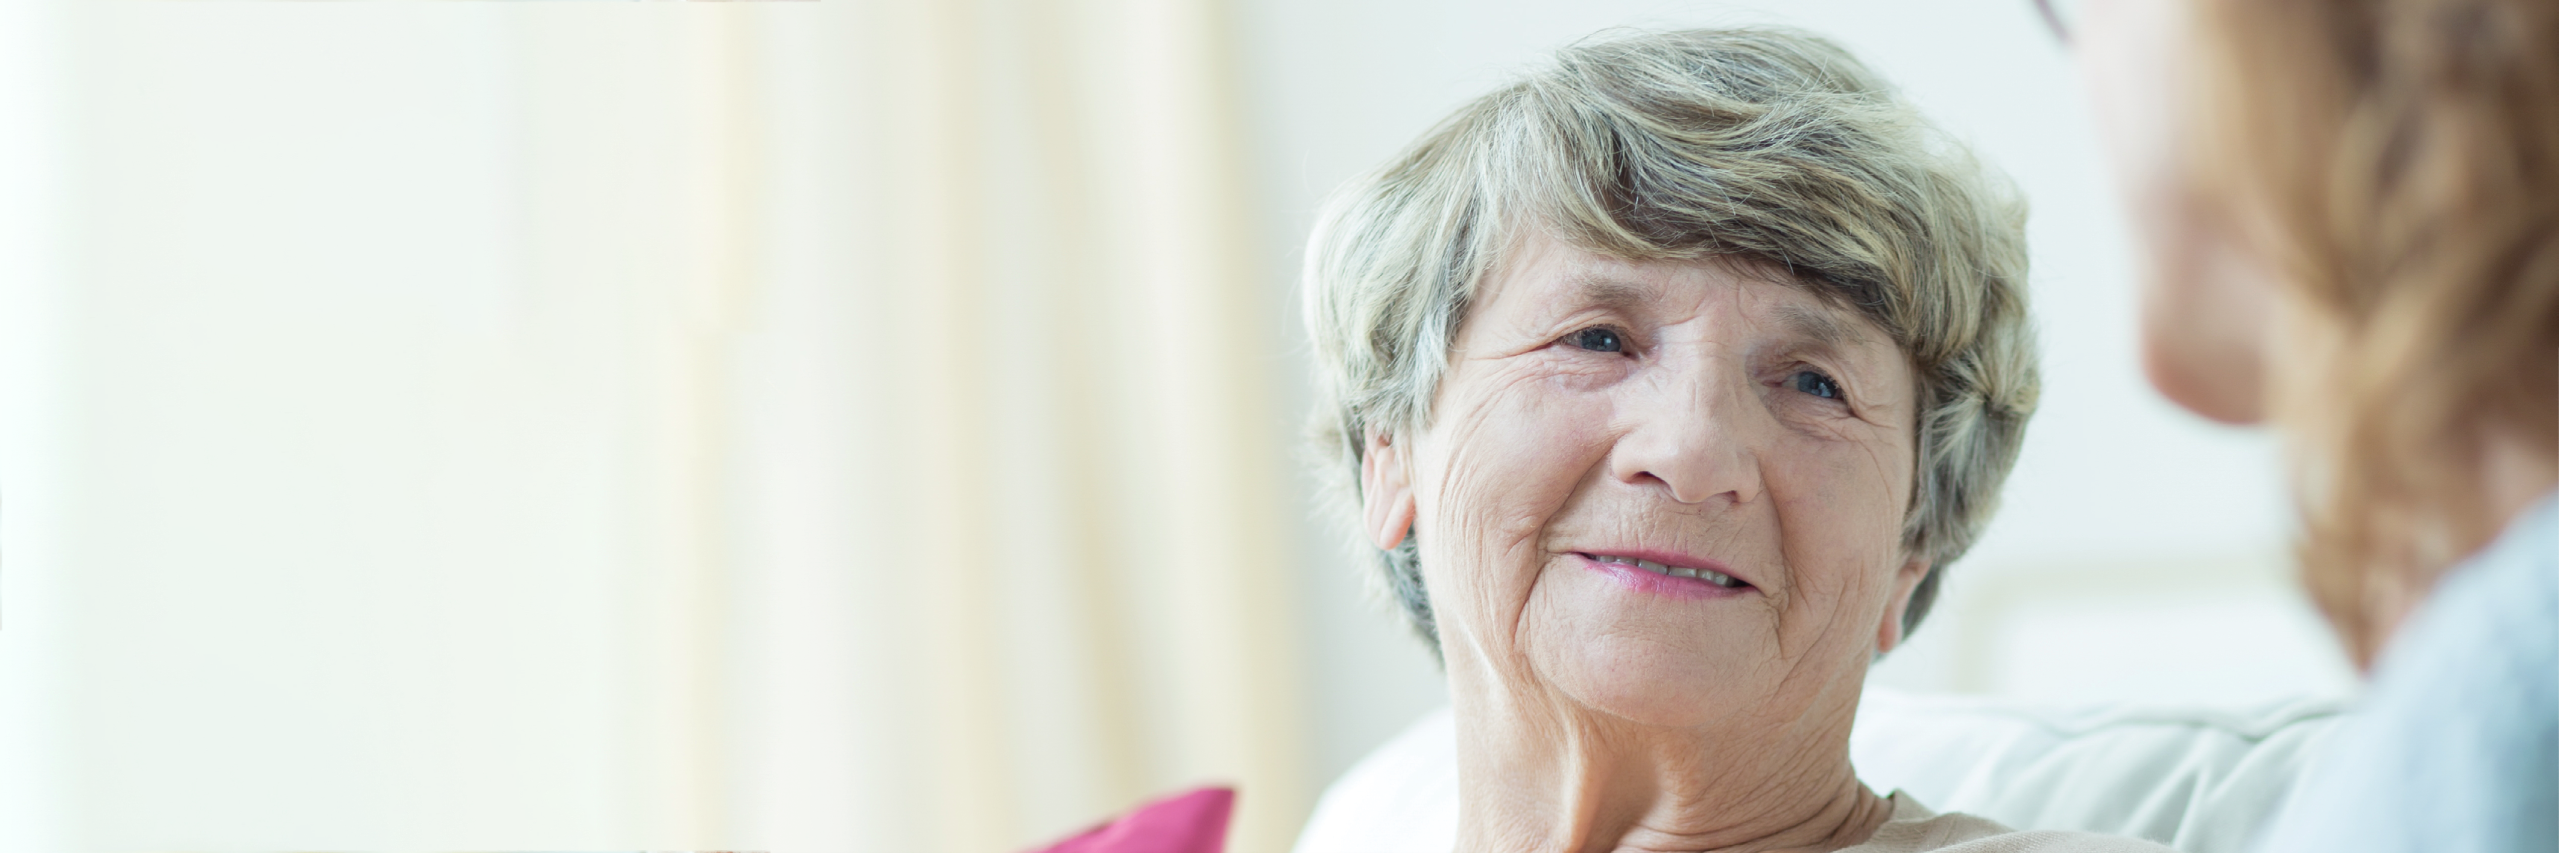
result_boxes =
[2253,493,2559,853]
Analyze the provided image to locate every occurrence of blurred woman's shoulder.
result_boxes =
[2254,490,2559,853]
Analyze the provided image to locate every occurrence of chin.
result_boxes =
[2141,334,2265,425]
[1541,635,1738,729]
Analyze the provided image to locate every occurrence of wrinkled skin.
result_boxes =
[1362,233,1930,852]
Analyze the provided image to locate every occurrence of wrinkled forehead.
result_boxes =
[1471,231,1901,354]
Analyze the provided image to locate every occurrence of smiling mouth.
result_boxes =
[1581,553,1752,589]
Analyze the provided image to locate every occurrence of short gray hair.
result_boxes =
[1301,27,2038,656]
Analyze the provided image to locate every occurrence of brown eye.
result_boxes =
[1571,327,1623,353]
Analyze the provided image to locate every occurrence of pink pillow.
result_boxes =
[1027,786,1236,853]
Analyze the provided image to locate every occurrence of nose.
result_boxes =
[1608,363,1765,506]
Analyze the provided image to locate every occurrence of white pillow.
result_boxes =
[1293,689,2343,853]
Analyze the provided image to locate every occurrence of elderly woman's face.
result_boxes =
[1367,233,1927,728]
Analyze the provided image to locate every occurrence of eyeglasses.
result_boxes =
[2033,0,2084,42]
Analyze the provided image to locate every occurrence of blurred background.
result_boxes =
[0,1,2358,851]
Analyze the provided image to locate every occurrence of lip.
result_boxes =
[1572,550,1758,601]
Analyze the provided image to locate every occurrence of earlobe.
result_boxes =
[1360,430,1418,552]
[1874,557,1932,653]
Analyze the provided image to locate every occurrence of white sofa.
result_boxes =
[1293,689,2343,853]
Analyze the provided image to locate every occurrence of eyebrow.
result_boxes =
[1563,269,1882,350]
[1770,301,1879,351]
[1564,273,1662,311]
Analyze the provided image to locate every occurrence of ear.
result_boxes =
[1874,556,1932,653]
[1359,429,1418,552]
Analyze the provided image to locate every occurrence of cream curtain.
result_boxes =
[719,1,1312,851]
[31,2,1311,852]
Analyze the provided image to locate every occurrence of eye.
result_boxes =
[1570,327,1624,353]
[1790,370,1843,400]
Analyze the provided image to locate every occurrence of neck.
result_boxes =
[1448,659,1893,853]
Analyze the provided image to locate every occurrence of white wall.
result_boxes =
[0,0,69,848]
[1231,0,2359,788]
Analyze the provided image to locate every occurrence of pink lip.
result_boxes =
[1573,551,1757,601]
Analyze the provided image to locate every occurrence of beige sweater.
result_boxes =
[1848,793,2176,853]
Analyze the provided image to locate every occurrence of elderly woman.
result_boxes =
[1301,29,2163,853]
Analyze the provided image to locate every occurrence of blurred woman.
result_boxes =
[2064,0,2558,850]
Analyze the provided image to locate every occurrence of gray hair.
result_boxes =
[1301,27,2038,656]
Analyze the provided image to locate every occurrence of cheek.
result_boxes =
[2077,0,2196,213]
[1765,438,1913,615]
[1414,372,1614,625]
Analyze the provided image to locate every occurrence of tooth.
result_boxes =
[1670,567,1698,579]
[1635,559,1668,573]
[1702,570,1735,587]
